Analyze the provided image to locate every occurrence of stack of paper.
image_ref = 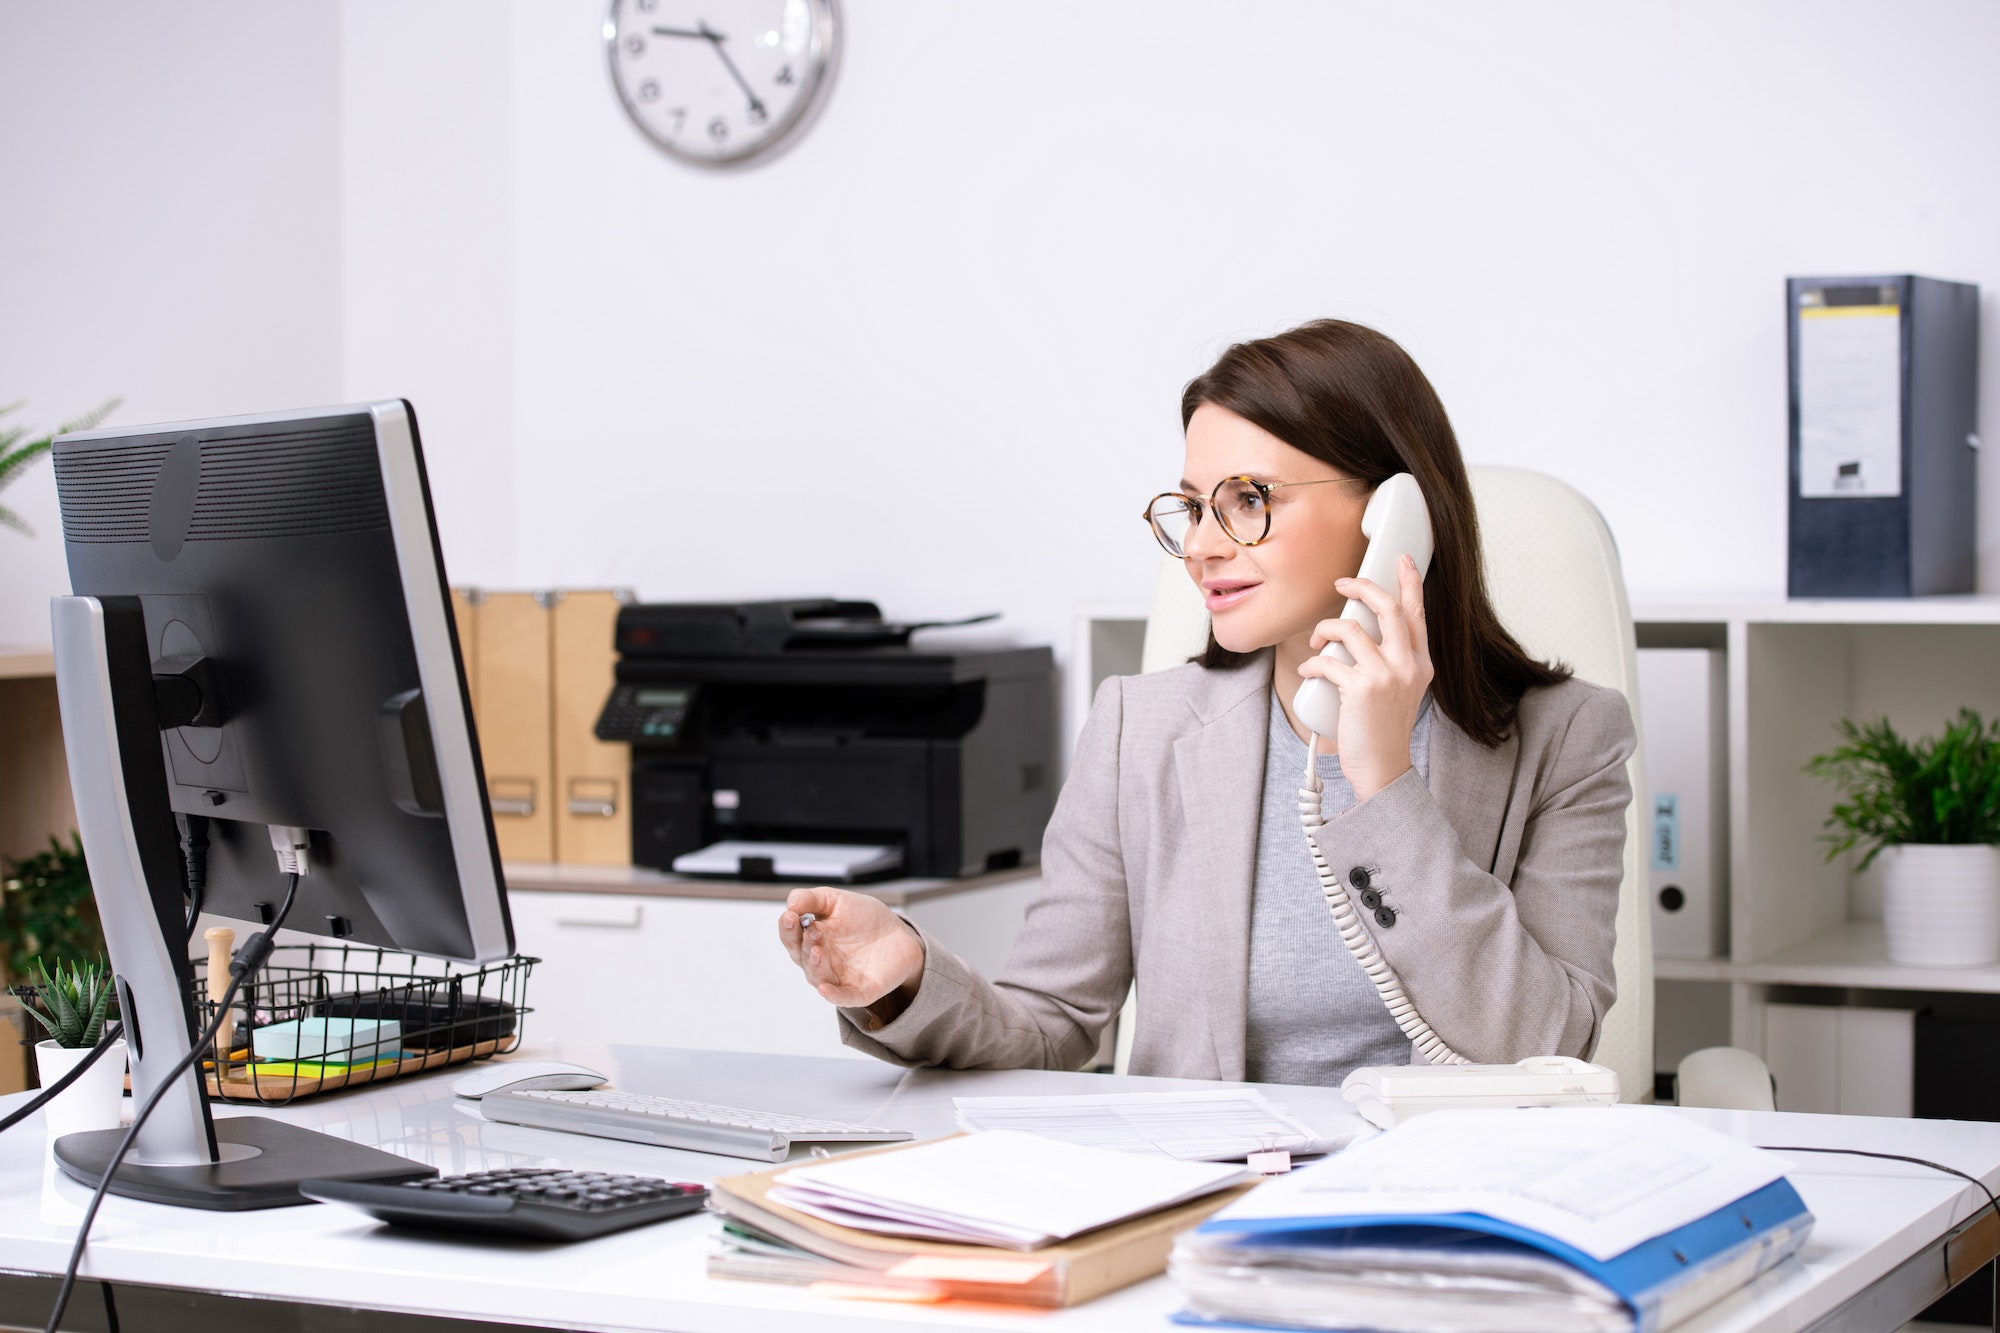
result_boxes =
[251,1016,402,1062]
[708,1134,1259,1306]
[1171,1107,1813,1333]
[953,1089,1356,1161]
[767,1130,1250,1249]
[672,840,902,881]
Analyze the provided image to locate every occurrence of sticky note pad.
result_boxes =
[887,1257,1054,1286]
[245,1054,406,1078]
[807,1282,947,1304]
[251,1017,402,1062]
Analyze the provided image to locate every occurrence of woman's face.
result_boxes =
[1180,403,1370,655]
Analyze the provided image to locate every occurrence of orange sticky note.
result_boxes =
[808,1281,947,1304]
[887,1256,1055,1286]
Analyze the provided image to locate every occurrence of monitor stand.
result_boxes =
[49,595,434,1209]
[52,1119,430,1211]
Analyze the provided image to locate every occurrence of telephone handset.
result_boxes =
[1291,472,1436,739]
[1288,473,1468,1065]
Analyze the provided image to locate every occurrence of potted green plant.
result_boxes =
[1805,709,2000,968]
[15,956,125,1136]
[0,834,105,985]
[0,397,120,535]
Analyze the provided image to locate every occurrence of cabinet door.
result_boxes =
[505,890,867,1059]
[506,877,1041,1061]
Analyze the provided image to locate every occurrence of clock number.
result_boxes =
[608,0,831,164]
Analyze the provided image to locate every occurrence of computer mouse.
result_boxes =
[452,1060,607,1099]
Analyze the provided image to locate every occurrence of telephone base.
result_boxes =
[1340,1056,1621,1129]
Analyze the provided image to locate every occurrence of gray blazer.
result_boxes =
[840,651,1637,1080]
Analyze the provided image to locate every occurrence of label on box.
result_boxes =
[1652,793,1680,871]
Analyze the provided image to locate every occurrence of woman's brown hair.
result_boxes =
[1182,319,1568,747]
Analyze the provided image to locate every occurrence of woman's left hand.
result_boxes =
[1298,553,1434,801]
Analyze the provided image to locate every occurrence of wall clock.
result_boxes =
[605,0,839,167]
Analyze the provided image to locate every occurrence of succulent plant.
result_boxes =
[16,955,115,1050]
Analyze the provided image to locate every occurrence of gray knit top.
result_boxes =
[1243,689,1434,1085]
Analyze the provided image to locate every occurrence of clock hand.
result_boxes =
[696,21,769,121]
[651,26,711,39]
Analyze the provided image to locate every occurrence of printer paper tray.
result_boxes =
[671,840,904,883]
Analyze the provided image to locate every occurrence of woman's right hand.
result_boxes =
[777,886,927,1018]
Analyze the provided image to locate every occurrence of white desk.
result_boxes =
[0,1044,1995,1332]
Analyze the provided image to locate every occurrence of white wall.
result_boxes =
[481,0,2000,659]
[340,2,517,587]
[0,3,343,645]
[11,2,2000,674]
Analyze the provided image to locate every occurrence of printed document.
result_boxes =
[1211,1106,1788,1261]
[1798,301,1902,499]
[953,1089,1357,1161]
[768,1130,1250,1249]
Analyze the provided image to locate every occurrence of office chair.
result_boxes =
[1675,1046,1777,1112]
[1125,465,1656,1099]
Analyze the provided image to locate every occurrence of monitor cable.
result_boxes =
[1756,1144,1999,1333]
[177,813,210,941]
[5,815,210,1139]
[41,871,301,1333]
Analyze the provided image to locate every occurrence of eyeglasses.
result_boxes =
[1141,475,1365,558]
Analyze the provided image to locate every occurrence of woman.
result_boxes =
[776,320,1636,1084]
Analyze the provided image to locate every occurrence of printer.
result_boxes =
[595,600,1055,880]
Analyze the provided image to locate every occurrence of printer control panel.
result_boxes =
[596,684,696,744]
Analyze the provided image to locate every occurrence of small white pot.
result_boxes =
[33,1038,127,1139]
[1879,844,2000,968]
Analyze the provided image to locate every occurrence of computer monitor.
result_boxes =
[48,400,511,1208]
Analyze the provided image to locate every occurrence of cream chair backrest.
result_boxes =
[1134,465,1652,1098]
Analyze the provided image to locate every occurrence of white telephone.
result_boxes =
[1291,472,1436,739]
[1341,1057,1622,1128]
[1288,473,1469,1065]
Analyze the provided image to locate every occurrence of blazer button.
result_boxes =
[1348,867,1372,891]
[1359,890,1382,911]
[1374,906,1398,928]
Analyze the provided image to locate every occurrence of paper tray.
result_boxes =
[672,840,903,882]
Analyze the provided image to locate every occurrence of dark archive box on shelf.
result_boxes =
[1787,274,1980,598]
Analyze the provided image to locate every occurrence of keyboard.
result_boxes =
[300,1168,709,1241]
[479,1088,914,1162]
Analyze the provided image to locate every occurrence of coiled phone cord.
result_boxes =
[1299,735,1469,1066]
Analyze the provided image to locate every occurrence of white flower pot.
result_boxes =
[33,1039,127,1139]
[1878,844,2000,968]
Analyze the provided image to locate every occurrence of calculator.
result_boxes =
[300,1167,710,1241]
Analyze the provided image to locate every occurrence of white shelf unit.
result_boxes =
[1636,595,2000,1064]
[1067,600,1152,770]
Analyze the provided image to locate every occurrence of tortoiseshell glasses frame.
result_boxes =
[1142,474,1366,558]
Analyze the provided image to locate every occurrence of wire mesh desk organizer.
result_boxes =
[189,943,536,1103]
